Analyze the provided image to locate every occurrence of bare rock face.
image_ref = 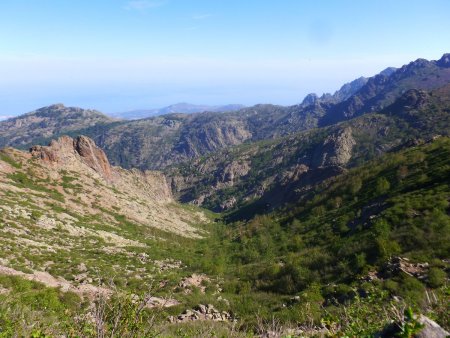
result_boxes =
[280,164,309,185]
[30,135,113,180]
[312,127,356,167]
[416,315,450,338]
[73,136,113,180]
[301,93,319,106]
[436,53,450,68]
[219,161,251,185]
[30,136,74,162]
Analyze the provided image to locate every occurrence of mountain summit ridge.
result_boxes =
[0,53,449,170]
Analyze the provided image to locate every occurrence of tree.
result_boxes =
[376,177,390,195]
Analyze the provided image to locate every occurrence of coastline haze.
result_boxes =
[1,0,449,116]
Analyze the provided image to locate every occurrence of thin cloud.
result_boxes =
[125,0,167,11]
[193,13,212,20]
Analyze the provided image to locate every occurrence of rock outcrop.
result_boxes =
[312,127,355,167]
[73,136,113,180]
[219,161,251,186]
[30,135,113,180]
[384,257,429,280]
[301,93,319,106]
[436,53,450,68]
[4,134,206,237]
[416,315,450,338]
[169,304,234,323]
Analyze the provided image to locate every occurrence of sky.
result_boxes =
[1,0,450,118]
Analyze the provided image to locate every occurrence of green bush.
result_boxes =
[427,268,447,288]
[375,177,391,195]
[0,152,22,168]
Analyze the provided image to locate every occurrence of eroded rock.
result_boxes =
[30,135,113,180]
[312,127,355,167]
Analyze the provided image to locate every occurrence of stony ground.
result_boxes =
[0,137,210,303]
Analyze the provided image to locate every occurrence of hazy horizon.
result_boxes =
[1,0,450,118]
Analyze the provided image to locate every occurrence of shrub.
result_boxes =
[427,268,447,288]
[375,177,391,195]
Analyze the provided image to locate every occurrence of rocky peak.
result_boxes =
[47,103,66,109]
[32,104,68,117]
[30,135,113,180]
[379,67,397,77]
[436,53,450,68]
[398,58,433,76]
[331,76,368,102]
[302,93,319,106]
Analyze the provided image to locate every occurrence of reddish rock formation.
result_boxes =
[30,135,113,180]
[73,136,113,180]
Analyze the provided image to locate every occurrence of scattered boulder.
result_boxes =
[146,296,180,308]
[77,262,87,272]
[415,314,450,338]
[178,274,211,294]
[169,304,234,323]
[360,270,381,282]
[153,259,183,272]
[379,314,449,338]
[384,257,429,280]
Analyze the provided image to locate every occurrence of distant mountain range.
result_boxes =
[1,54,449,172]
[110,103,246,119]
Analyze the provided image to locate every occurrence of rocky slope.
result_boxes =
[0,135,208,297]
[1,54,449,171]
[1,124,448,338]
[321,53,450,125]
[301,75,369,106]
[166,84,450,212]
[0,104,116,148]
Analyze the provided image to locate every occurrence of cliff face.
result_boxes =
[30,135,113,181]
[167,126,357,212]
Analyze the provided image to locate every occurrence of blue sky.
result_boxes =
[1,0,449,117]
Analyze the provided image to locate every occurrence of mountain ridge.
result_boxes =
[166,84,450,212]
[110,103,246,120]
[1,53,449,172]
